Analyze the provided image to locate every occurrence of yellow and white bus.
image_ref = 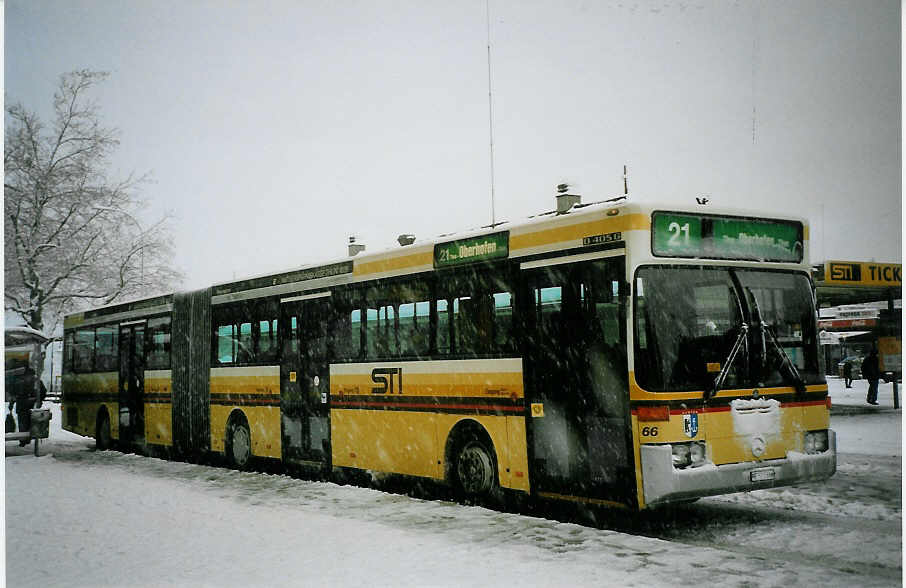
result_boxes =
[62,198,835,509]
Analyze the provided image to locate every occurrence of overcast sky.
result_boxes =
[6,0,901,290]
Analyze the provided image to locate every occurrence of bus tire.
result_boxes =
[96,410,112,451]
[453,435,498,499]
[225,413,252,470]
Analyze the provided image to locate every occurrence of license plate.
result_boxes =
[750,468,775,482]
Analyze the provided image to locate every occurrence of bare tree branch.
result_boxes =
[5,69,184,346]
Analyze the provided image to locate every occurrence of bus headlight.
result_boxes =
[672,441,707,469]
[804,430,829,454]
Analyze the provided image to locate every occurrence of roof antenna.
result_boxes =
[486,0,497,226]
[623,164,629,197]
[751,3,759,144]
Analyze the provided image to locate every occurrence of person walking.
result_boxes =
[14,366,46,445]
[843,360,853,388]
[862,348,881,405]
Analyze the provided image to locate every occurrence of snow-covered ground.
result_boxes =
[4,377,902,587]
[826,376,902,456]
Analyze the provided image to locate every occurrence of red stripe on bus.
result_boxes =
[779,400,829,408]
[631,399,829,417]
[333,401,523,412]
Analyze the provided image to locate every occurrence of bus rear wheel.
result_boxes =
[455,438,497,498]
[226,416,251,470]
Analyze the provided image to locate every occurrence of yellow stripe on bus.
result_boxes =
[628,371,828,401]
[510,213,649,253]
[209,366,280,396]
[353,250,434,278]
[331,372,524,398]
[61,372,118,395]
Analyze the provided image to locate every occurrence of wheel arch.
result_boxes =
[226,407,249,429]
[224,408,250,450]
[443,418,499,486]
[224,408,252,469]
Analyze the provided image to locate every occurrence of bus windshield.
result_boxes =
[634,266,823,392]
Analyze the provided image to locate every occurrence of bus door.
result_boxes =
[280,294,331,468]
[523,255,634,504]
[118,322,146,445]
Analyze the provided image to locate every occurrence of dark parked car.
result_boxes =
[837,356,862,379]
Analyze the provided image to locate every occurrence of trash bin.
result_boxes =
[29,408,51,439]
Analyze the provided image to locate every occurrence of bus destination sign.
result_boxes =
[434,231,509,268]
[652,212,802,262]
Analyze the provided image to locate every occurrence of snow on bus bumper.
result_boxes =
[640,430,837,508]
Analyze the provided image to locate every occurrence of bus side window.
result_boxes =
[94,325,119,372]
[536,286,563,339]
[399,300,430,358]
[284,316,299,358]
[258,318,279,363]
[349,308,363,359]
[64,331,75,372]
[438,267,515,357]
[216,324,236,364]
[359,282,431,359]
[147,316,171,370]
[324,301,351,360]
[365,305,394,359]
[73,328,95,372]
[436,299,451,354]
[236,322,253,364]
[494,292,514,351]
[454,296,478,354]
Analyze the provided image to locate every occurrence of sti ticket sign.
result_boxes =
[825,261,902,287]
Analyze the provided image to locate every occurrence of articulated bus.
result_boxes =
[61,199,836,509]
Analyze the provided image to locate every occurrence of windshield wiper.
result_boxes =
[745,288,767,362]
[707,323,748,401]
[745,287,806,395]
[764,325,807,395]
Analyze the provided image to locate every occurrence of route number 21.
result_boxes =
[668,222,691,245]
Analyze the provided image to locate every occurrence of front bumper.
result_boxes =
[640,430,837,508]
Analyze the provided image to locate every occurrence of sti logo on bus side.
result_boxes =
[371,368,403,394]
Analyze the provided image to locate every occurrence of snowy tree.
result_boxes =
[5,69,183,336]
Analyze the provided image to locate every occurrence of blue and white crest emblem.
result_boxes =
[683,413,699,438]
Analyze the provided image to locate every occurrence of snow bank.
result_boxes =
[3,379,900,587]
